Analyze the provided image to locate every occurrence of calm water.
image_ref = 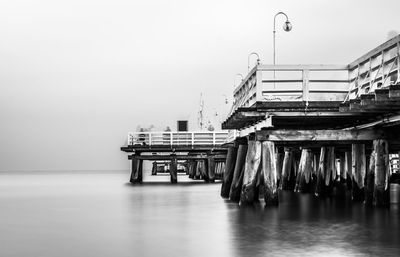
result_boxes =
[0,171,399,257]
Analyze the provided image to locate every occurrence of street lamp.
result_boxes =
[273,12,292,66]
[248,52,261,72]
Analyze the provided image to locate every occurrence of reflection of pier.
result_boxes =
[220,35,400,207]
[121,131,229,183]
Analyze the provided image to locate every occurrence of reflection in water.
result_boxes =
[0,171,399,257]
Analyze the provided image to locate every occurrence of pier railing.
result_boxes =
[231,64,349,113]
[127,131,229,146]
[230,35,400,114]
[346,35,400,100]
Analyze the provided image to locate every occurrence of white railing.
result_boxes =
[346,35,400,100]
[127,131,229,146]
[230,35,400,116]
[231,64,349,114]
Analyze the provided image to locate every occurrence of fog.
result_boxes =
[0,0,399,171]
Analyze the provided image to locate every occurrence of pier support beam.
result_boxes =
[373,139,390,206]
[262,141,279,205]
[221,146,238,197]
[276,150,284,188]
[240,141,262,205]
[188,160,196,179]
[130,156,143,183]
[229,141,248,202]
[352,144,366,201]
[280,148,296,190]
[151,161,157,175]
[170,157,178,184]
[365,152,375,206]
[295,148,314,193]
[208,157,216,182]
[345,151,352,190]
[315,147,335,197]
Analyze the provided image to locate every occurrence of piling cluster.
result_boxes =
[221,137,394,207]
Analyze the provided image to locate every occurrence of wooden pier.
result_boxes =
[220,35,400,207]
[121,131,229,183]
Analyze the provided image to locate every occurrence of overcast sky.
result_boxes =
[0,0,399,171]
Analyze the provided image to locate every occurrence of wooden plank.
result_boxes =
[256,129,384,142]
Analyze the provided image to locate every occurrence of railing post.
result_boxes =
[213,132,216,145]
[256,68,263,102]
[191,132,195,146]
[170,132,173,146]
[302,69,309,103]
[149,133,152,146]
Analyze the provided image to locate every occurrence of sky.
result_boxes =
[0,0,399,172]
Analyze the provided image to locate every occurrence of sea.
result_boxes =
[1,166,399,257]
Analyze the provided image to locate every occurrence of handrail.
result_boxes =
[231,64,349,115]
[127,131,229,146]
[229,35,400,117]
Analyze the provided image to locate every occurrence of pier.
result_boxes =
[121,131,229,183]
[220,35,400,207]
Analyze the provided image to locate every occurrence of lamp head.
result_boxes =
[283,21,292,32]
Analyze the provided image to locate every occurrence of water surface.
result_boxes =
[0,171,399,257]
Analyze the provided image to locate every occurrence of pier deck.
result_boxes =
[220,35,400,207]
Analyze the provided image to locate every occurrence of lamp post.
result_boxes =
[248,52,261,72]
[273,12,292,66]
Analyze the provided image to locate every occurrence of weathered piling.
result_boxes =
[262,141,279,205]
[221,146,238,197]
[373,139,390,206]
[130,157,143,183]
[334,153,347,196]
[280,148,296,190]
[295,148,314,193]
[276,150,284,188]
[229,142,248,202]
[315,146,336,197]
[365,152,375,206]
[188,161,196,179]
[208,157,216,182]
[195,161,201,179]
[151,161,157,175]
[240,141,262,205]
[345,151,352,190]
[170,158,178,183]
[351,144,366,201]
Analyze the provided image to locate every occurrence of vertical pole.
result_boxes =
[240,141,262,205]
[345,151,352,190]
[208,156,216,182]
[262,141,279,205]
[373,139,390,206]
[280,147,296,190]
[276,150,284,188]
[130,154,143,183]
[351,144,366,201]
[221,145,238,197]
[229,140,248,202]
[302,69,310,103]
[315,147,335,197]
[170,156,178,184]
[365,150,375,206]
[256,69,263,101]
[295,148,314,193]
